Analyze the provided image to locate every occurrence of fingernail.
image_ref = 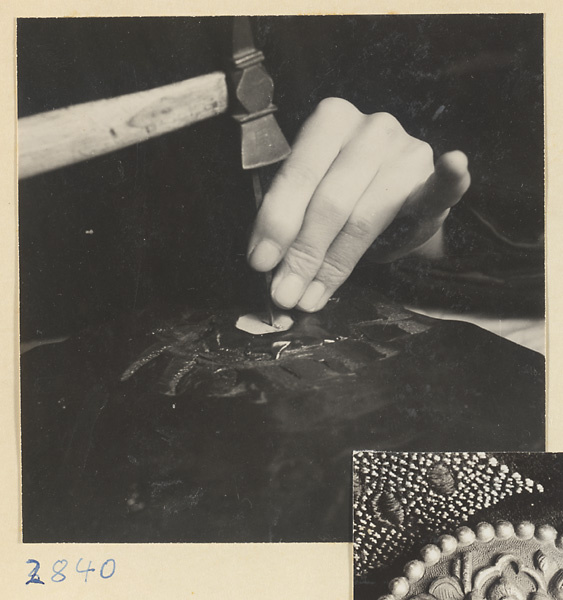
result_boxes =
[297,281,326,312]
[248,240,281,271]
[272,273,307,309]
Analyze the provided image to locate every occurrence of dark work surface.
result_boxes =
[21,286,545,543]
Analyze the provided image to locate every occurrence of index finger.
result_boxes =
[247,98,364,272]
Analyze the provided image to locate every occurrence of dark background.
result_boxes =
[18,15,544,340]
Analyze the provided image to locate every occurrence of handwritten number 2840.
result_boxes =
[25,558,116,585]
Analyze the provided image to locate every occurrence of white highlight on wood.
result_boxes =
[235,313,294,336]
[18,71,228,179]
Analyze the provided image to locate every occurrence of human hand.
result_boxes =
[247,98,471,312]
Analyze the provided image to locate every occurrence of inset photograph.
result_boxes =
[353,452,563,598]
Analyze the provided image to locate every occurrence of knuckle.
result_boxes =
[316,97,360,120]
[260,207,299,244]
[285,239,325,275]
[311,188,351,222]
[411,139,434,162]
[319,254,354,286]
[277,160,319,190]
[368,111,402,136]
[389,138,434,175]
[342,216,375,241]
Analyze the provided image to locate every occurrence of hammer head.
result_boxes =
[241,113,291,170]
[228,17,291,171]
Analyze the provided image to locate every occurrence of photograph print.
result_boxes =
[18,14,545,543]
[353,451,563,599]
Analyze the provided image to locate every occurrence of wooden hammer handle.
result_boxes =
[18,71,228,179]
